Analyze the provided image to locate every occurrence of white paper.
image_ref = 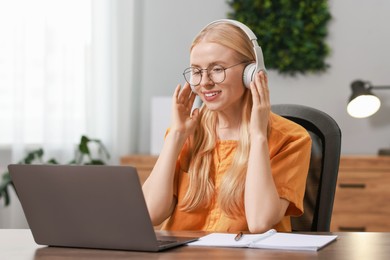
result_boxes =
[189,229,276,247]
[249,233,338,251]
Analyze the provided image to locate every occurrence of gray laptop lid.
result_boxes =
[8,164,195,252]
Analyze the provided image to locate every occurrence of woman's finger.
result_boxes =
[255,71,269,105]
[182,83,193,106]
[174,84,181,102]
[253,72,263,104]
[177,82,192,106]
[187,90,197,110]
[250,81,260,106]
[260,72,270,105]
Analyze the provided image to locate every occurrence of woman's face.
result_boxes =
[190,42,247,112]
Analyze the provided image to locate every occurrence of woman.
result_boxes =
[142,20,311,233]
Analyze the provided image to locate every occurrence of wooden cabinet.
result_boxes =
[330,156,390,232]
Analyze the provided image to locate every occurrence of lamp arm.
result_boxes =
[371,85,390,90]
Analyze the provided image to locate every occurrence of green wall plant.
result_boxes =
[228,0,332,76]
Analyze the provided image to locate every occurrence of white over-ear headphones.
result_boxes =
[193,19,266,90]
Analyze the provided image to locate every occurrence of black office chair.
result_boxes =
[271,104,342,232]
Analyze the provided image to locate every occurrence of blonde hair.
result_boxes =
[180,22,256,217]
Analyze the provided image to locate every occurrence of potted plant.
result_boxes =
[0,135,110,206]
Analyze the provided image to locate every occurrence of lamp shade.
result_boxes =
[347,80,381,118]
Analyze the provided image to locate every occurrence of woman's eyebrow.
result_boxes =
[190,63,201,68]
[190,61,228,68]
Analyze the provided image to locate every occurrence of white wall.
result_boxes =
[135,0,390,155]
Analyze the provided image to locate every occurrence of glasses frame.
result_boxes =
[183,61,249,87]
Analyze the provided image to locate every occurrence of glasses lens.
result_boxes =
[183,67,201,86]
[209,65,225,84]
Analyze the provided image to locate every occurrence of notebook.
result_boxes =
[188,229,337,251]
[8,164,197,252]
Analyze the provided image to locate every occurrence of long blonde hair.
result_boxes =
[180,21,256,217]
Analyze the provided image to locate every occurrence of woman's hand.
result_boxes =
[249,71,271,138]
[171,82,199,137]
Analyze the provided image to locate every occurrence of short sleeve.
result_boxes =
[268,113,312,216]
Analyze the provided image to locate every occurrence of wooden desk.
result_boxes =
[1,229,390,260]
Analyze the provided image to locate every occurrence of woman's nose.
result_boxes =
[199,71,214,87]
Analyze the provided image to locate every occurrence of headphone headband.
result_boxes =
[192,19,266,90]
[203,19,259,44]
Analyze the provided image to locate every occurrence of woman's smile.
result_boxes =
[202,90,222,101]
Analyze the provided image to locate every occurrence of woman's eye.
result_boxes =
[212,67,224,73]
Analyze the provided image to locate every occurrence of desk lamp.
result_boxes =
[347,80,390,118]
[347,80,390,155]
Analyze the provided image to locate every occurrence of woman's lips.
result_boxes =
[203,90,222,101]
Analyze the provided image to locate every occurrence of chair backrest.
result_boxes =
[271,104,342,232]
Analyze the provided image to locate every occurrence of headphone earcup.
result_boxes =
[243,63,256,88]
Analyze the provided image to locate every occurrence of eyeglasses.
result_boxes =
[183,61,248,87]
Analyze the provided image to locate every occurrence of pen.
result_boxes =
[234,231,243,241]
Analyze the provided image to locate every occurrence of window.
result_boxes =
[0,0,91,147]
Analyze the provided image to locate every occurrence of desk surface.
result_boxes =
[1,229,389,260]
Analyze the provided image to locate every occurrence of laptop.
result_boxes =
[8,164,197,252]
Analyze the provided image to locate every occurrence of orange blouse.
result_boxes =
[162,112,311,233]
